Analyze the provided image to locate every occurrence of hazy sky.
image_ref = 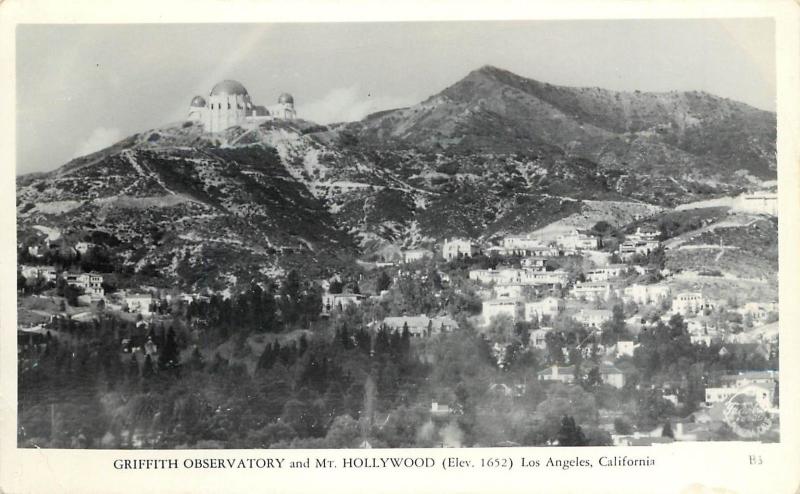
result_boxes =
[16,19,775,174]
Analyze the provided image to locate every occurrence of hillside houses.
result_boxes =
[469,268,569,287]
[619,227,661,260]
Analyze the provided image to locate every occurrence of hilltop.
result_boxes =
[348,65,776,181]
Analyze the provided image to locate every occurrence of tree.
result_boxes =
[614,418,632,435]
[556,415,587,446]
[158,327,180,371]
[661,421,674,438]
[376,271,392,292]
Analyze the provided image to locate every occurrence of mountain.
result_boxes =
[16,66,776,287]
[347,65,776,180]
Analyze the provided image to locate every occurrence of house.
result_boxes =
[65,272,105,298]
[524,297,565,323]
[618,230,661,260]
[571,281,620,301]
[430,401,451,417]
[614,340,636,357]
[381,315,458,337]
[738,302,779,322]
[482,298,523,324]
[672,292,713,314]
[556,230,600,250]
[125,293,154,315]
[574,309,613,328]
[401,248,433,263]
[597,363,626,388]
[719,370,778,388]
[321,292,367,315]
[502,235,546,255]
[623,284,671,305]
[529,328,550,349]
[537,365,575,384]
[19,265,59,282]
[75,242,95,255]
[585,264,628,282]
[442,238,480,260]
[521,256,549,271]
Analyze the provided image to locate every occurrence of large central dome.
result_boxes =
[210,80,249,96]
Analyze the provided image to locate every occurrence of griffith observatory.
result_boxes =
[187,80,296,133]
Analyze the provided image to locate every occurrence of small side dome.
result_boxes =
[278,92,294,104]
[190,95,206,107]
[210,80,249,96]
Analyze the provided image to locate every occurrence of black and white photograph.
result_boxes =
[14,18,782,452]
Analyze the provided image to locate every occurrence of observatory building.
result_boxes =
[187,80,296,133]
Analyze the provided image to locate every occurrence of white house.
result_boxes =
[125,293,154,315]
[614,340,636,357]
[537,365,575,384]
[585,264,628,282]
[575,309,613,329]
[442,238,480,260]
[524,297,565,323]
[321,292,367,315]
[482,298,523,325]
[623,284,671,305]
[571,281,621,301]
[672,292,714,314]
[401,248,434,263]
[556,230,600,250]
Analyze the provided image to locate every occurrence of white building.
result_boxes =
[524,297,565,323]
[20,265,58,282]
[614,340,636,357]
[321,293,367,315]
[529,328,550,349]
[125,293,154,315]
[521,256,549,271]
[556,230,600,250]
[571,281,621,301]
[585,264,628,282]
[574,309,613,329]
[672,292,713,314]
[186,80,296,133]
[401,248,433,263]
[64,272,104,298]
[471,268,569,287]
[442,238,480,261]
[623,284,671,305]
[75,242,95,255]
[482,298,523,325]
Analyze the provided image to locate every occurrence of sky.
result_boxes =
[16,19,775,175]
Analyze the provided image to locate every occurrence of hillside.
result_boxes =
[348,65,776,181]
[16,66,777,287]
